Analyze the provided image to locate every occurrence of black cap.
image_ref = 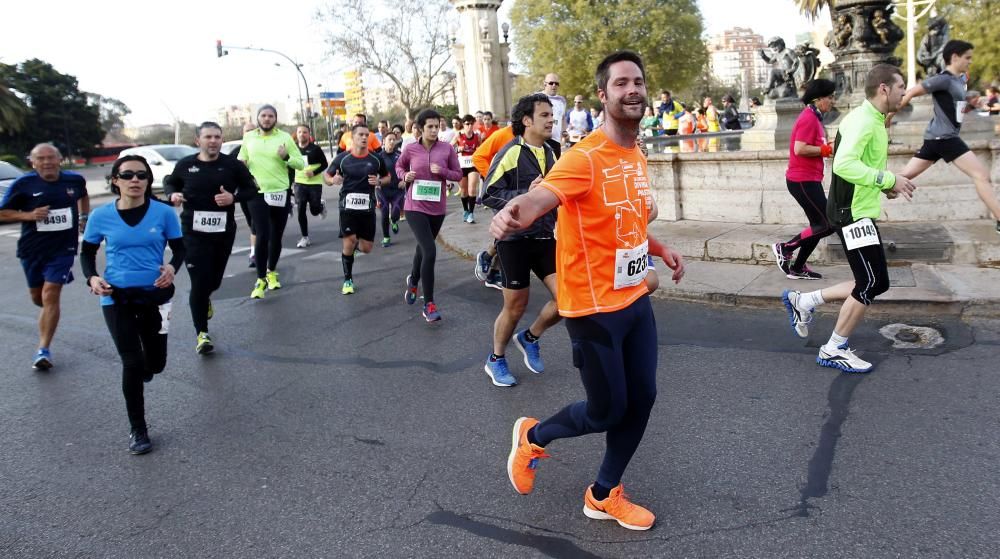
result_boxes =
[257,104,278,116]
[801,79,836,105]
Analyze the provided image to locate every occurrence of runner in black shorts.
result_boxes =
[896,39,1000,234]
[324,124,389,295]
[165,121,257,354]
[481,93,561,387]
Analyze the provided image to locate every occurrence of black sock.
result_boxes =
[461,197,469,212]
[526,425,542,447]
[489,353,504,361]
[523,329,540,343]
[591,481,613,501]
[468,198,476,212]
[342,253,354,280]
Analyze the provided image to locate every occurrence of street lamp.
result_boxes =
[216,41,314,132]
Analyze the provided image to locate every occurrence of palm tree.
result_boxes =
[0,83,28,135]
[796,0,836,20]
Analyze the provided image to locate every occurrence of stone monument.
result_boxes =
[823,0,904,110]
[449,0,514,121]
[741,37,806,150]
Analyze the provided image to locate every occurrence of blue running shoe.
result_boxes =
[32,348,52,371]
[485,356,517,387]
[514,330,544,374]
[781,289,811,339]
[475,250,492,281]
[484,268,504,290]
[404,274,418,305]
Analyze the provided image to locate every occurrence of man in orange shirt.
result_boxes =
[338,113,382,153]
[491,51,684,531]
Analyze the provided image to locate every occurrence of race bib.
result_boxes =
[613,240,649,290]
[264,191,288,207]
[569,132,583,143]
[345,192,370,211]
[842,218,880,251]
[956,101,966,124]
[412,179,442,202]
[36,207,72,232]
[193,211,227,233]
[459,155,474,169]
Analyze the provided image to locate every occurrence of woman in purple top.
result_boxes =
[396,109,462,322]
[772,79,837,280]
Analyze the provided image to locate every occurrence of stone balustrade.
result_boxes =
[648,139,1000,224]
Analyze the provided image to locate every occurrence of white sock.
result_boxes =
[823,331,848,352]
[799,290,825,311]
[249,248,255,257]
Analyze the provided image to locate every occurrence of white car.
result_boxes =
[115,144,198,191]
[0,161,25,200]
[221,140,242,157]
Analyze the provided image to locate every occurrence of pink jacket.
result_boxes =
[396,140,462,215]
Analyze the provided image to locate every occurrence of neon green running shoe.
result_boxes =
[251,279,267,299]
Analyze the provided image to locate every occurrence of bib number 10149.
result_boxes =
[843,218,880,251]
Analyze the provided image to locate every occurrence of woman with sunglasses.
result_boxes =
[80,155,185,455]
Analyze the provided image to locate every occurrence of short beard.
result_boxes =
[258,120,275,132]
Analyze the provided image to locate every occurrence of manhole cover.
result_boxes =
[879,324,944,349]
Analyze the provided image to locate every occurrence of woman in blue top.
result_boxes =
[80,155,185,455]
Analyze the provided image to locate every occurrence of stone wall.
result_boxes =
[648,140,1000,224]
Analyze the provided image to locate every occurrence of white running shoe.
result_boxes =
[320,199,328,219]
[296,236,311,248]
[781,289,812,338]
[816,345,873,373]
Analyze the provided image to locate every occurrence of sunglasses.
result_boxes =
[117,171,150,181]
[546,81,559,86]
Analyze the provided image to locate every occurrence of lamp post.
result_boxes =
[891,0,937,88]
[216,41,314,131]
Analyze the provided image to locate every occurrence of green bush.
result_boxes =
[0,154,26,169]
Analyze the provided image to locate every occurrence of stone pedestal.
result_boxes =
[740,98,803,151]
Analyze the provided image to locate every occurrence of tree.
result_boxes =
[796,0,835,20]
[317,0,455,118]
[0,82,29,135]
[0,59,103,158]
[87,94,132,143]
[894,0,1000,87]
[510,0,708,101]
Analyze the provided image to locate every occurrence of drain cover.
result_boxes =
[879,324,944,349]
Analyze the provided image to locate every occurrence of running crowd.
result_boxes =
[2,40,997,532]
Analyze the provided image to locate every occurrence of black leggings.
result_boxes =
[378,189,406,238]
[248,195,290,278]
[406,211,445,303]
[783,180,835,269]
[184,231,235,333]
[531,296,658,489]
[294,183,324,237]
[103,302,168,431]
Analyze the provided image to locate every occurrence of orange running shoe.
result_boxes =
[583,484,655,531]
[507,417,549,495]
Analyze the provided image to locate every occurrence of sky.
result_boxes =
[0,0,828,128]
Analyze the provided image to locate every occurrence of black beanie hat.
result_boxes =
[257,104,278,117]
[801,79,836,105]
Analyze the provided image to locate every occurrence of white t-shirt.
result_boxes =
[566,108,591,135]
[438,128,457,144]
[543,94,567,138]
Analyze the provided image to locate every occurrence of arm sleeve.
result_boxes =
[921,74,950,93]
[315,146,329,173]
[167,237,186,273]
[539,149,593,204]
[80,240,100,281]
[163,165,183,197]
[284,137,305,170]
[442,148,463,182]
[472,131,502,176]
[233,160,259,202]
[481,146,517,211]
[237,139,249,163]
[832,126,896,191]
[395,147,410,182]
[377,155,389,177]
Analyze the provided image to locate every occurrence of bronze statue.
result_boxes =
[917,16,949,76]
[827,14,854,50]
[760,37,799,99]
[872,10,891,45]
[795,42,821,86]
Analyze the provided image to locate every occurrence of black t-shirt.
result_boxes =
[164,153,258,235]
[379,150,402,192]
[326,151,388,213]
[0,171,88,260]
[297,142,329,182]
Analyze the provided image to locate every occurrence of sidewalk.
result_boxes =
[437,207,1000,318]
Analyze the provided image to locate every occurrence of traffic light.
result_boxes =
[216,40,225,58]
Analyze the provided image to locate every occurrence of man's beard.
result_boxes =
[258,120,275,132]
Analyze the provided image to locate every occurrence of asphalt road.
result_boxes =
[1,196,998,558]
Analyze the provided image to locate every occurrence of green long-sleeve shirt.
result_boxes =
[828,100,895,226]
[237,128,304,193]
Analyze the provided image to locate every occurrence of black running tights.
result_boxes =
[406,211,445,303]
[784,180,835,269]
[103,302,168,431]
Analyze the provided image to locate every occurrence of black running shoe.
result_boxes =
[786,266,822,280]
[129,429,152,455]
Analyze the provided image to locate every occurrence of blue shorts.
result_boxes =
[21,254,75,288]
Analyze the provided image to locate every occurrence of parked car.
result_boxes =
[0,161,26,200]
[221,140,242,157]
[112,144,198,191]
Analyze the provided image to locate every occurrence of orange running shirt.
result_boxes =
[540,128,652,317]
[472,125,515,176]
[339,134,382,152]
